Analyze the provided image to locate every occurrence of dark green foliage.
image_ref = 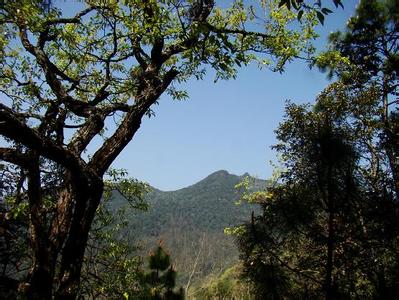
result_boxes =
[148,246,171,272]
[142,243,184,300]
[278,0,343,23]
[141,171,265,233]
[323,0,399,196]
[329,0,398,81]
[109,170,267,288]
[236,84,399,299]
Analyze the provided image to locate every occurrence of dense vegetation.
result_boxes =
[0,0,324,297]
[1,0,398,299]
[110,170,266,294]
[231,1,399,299]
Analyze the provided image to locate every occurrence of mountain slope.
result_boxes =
[115,170,269,289]
[138,170,264,235]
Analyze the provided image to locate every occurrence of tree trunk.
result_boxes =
[325,209,334,300]
[55,181,103,299]
[382,76,399,198]
[25,263,54,300]
[25,155,54,299]
[323,163,335,300]
[385,131,399,198]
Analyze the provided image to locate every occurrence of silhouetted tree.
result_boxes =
[236,82,399,299]
[321,0,399,196]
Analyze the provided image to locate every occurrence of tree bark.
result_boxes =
[324,164,335,300]
[325,209,334,300]
[54,179,104,299]
[382,76,399,198]
[21,156,53,299]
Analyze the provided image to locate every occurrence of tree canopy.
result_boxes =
[318,0,399,195]
[0,0,326,298]
[234,1,399,297]
[235,82,399,299]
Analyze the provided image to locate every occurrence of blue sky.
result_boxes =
[1,1,359,191]
[109,1,359,190]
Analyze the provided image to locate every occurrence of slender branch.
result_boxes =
[43,6,98,26]
[18,23,95,117]
[185,232,206,293]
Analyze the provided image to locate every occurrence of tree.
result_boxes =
[142,242,184,300]
[234,82,399,299]
[0,0,323,298]
[318,0,399,196]
[239,102,362,299]
[0,166,149,298]
[78,172,150,299]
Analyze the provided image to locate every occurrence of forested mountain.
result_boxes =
[110,170,268,292]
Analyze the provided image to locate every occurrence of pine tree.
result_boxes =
[142,242,184,300]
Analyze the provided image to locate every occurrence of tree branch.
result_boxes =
[0,103,87,176]
[0,147,31,168]
[89,67,178,175]
[18,24,95,118]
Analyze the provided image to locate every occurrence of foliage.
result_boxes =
[318,0,399,196]
[234,82,399,299]
[141,243,184,300]
[191,264,253,300]
[327,0,398,82]
[121,170,267,289]
[78,174,149,299]
[0,166,149,298]
[0,0,324,296]
[277,0,343,24]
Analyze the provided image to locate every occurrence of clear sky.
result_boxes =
[108,1,359,191]
[1,1,359,191]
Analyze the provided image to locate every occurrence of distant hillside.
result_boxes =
[111,170,269,291]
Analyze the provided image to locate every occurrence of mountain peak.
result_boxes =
[210,170,230,176]
[198,170,233,182]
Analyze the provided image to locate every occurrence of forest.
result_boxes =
[0,0,398,299]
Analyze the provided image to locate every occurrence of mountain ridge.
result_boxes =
[148,169,265,193]
[113,169,269,288]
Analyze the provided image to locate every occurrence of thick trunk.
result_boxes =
[25,155,54,299]
[25,264,54,300]
[24,171,101,299]
[55,181,104,299]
